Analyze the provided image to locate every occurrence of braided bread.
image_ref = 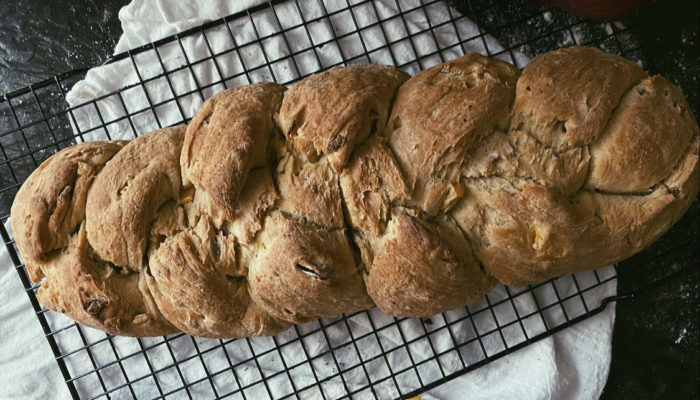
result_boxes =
[11,46,699,338]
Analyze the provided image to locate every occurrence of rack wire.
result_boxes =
[0,0,695,399]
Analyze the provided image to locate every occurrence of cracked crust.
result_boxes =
[248,212,373,324]
[10,46,699,337]
[147,217,290,338]
[36,223,178,336]
[450,47,699,286]
[365,212,496,316]
[182,82,285,219]
[10,140,127,280]
[588,76,697,192]
[275,151,344,229]
[340,136,410,236]
[86,126,186,270]
[278,64,409,171]
[387,53,520,215]
[511,46,647,150]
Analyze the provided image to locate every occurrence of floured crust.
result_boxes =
[10,46,699,337]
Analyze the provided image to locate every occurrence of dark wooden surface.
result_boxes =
[1,0,697,398]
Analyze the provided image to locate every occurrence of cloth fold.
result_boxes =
[0,1,616,399]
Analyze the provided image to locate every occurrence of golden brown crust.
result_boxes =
[147,217,289,338]
[9,46,699,337]
[36,223,177,336]
[86,126,186,270]
[182,83,285,219]
[387,53,520,215]
[10,141,126,279]
[449,47,699,286]
[588,76,698,192]
[11,140,177,336]
[365,212,495,316]
[511,46,647,150]
[278,64,409,171]
[248,212,373,324]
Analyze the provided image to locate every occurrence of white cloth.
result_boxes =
[0,1,617,399]
[0,222,72,400]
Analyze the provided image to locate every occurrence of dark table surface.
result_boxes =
[1,0,697,398]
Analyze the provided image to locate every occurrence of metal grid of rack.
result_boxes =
[0,0,688,398]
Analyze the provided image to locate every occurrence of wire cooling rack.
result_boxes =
[0,0,695,399]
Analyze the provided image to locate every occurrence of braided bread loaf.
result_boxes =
[11,46,699,338]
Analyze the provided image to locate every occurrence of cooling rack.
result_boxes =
[0,0,695,399]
